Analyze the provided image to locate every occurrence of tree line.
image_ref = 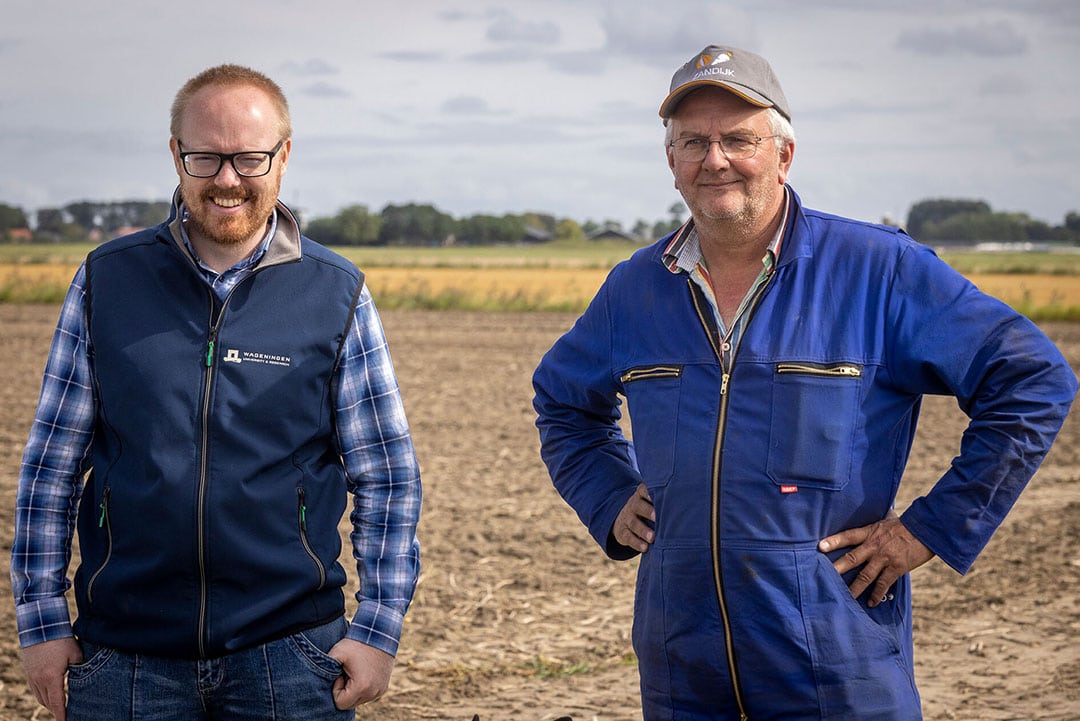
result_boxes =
[903,199,1080,244]
[0,199,687,246]
[1,198,1078,246]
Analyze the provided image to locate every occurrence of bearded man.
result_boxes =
[12,64,422,721]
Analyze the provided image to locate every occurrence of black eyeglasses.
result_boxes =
[669,133,779,163]
[177,139,285,178]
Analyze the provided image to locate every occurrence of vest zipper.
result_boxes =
[297,488,327,590]
[86,487,112,604]
[197,319,217,657]
[196,282,240,658]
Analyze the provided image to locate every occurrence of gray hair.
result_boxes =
[664,107,795,149]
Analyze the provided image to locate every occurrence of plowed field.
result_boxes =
[0,307,1076,720]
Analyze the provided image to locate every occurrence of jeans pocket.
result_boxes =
[287,618,346,681]
[67,642,114,685]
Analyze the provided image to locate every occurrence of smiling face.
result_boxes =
[170,83,290,251]
[666,87,793,236]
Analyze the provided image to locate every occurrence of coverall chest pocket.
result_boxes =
[621,365,683,488]
[767,362,863,491]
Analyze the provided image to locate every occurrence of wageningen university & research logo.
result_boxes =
[223,348,292,367]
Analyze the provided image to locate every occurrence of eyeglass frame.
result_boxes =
[668,133,780,163]
[176,139,286,178]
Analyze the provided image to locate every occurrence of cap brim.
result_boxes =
[659,80,773,118]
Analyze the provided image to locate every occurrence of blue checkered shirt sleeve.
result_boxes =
[11,264,94,647]
[336,287,422,656]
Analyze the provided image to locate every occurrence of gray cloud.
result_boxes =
[463,46,545,64]
[485,9,561,45]
[989,0,1080,29]
[441,96,493,115]
[600,3,757,61]
[280,58,340,76]
[438,10,472,22]
[379,50,444,63]
[411,116,578,146]
[896,20,1028,56]
[299,82,351,98]
[800,98,938,119]
[977,73,1027,96]
[546,49,610,76]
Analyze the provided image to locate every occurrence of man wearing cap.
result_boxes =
[532,45,1076,719]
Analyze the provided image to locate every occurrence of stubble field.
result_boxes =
[0,305,1077,720]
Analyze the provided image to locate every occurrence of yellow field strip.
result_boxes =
[963,273,1080,309]
[2,264,1079,312]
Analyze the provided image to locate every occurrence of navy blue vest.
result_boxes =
[74,213,364,658]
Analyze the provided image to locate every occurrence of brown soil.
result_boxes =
[0,306,1076,721]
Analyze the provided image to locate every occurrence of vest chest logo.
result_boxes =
[222,348,292,368]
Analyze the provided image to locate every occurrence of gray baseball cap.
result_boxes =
[659,45,791,121]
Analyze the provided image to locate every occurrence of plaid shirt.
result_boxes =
[11,213,421,656]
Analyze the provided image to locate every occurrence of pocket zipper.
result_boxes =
[297,487,327,590]
[776,362,862,378]
[86,487,113,604]
[620,365,683,384]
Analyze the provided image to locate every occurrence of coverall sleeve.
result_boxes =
[885,243,1077,573]
[532,272,643,560]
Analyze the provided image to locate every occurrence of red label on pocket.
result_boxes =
[780,485,798,494]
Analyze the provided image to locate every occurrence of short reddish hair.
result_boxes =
[170,64,291,140]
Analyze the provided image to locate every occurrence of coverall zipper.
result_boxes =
[689,273,773,721]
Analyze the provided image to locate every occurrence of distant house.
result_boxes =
[111,226,146,239]
[5,227,32,243]
[523,226,553,243]
[587,226,638,242]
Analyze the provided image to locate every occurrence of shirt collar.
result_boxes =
[662,187,790,275]
[178,204,278,274]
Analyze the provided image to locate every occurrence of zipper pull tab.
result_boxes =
[98,499,107,527]
[206,340,215,367]
[300,505,308,530]
[721,372,730,396]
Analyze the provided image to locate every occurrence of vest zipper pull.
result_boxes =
[721,372,730,395]
[301,504,308,530]
[97,492,108,526]
[206,340,215,367]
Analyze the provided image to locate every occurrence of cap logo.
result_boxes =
[696,51,732,69]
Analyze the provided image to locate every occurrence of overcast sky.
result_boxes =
[2,0,1078,231]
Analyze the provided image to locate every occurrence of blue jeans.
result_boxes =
[66,617,354,721]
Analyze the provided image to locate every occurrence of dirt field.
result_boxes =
[0,305,1076,721]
